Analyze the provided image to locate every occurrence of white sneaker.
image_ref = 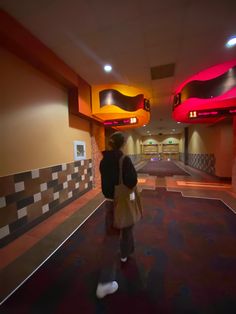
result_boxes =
[96,281,118,298]
[120,257,127,262]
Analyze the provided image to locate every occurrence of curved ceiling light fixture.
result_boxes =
[172,59,236,123]
[92,84,151,129]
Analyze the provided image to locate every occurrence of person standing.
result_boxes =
[96,131,138,298]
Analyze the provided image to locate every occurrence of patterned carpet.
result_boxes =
[138,160,190,177]
[1,188,236,314]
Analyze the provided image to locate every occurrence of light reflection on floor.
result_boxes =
[137,164,236,214]
[176,180,231,188]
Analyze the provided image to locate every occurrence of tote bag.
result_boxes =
[113,155,143,229]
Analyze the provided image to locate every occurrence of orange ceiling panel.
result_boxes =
[92,84,150,129]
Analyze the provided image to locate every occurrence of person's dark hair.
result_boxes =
[108,132,126,150]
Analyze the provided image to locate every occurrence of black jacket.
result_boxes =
[100,150,137,199]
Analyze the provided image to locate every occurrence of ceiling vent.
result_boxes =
[150,63,175,80]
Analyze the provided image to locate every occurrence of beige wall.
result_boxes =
[0,48,91,176]
[213,121,233,177]
[123,131,142,155]
[179,132,184,153]
[188,125,215,154]
[188,121,233,177]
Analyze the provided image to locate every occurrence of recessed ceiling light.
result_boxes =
[226,36,236,48]
[104,64,112,72]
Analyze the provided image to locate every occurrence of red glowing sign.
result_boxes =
[189,107,236,119]
[172,59,236,123]
[104,117,138,126]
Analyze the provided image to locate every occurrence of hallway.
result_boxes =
[1,161,236,313]
[1,2,236,313]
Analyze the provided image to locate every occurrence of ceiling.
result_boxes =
[1,0,236,136]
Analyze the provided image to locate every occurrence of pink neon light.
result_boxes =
[229,109,236,113]
[104,117,135,126]
[172,86,236,123]
[198,111,218,116]
[175,59,236,93]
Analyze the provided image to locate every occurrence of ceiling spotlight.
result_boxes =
[226,36,236,48]
[104,64,112,72]
[143,125,146,127]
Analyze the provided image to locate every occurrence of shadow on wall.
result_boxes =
[68,113,90,131]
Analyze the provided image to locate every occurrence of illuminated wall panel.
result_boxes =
[172,59,236,123]
[92,84,150,129]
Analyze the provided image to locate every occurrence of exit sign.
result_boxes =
[149,141,153,144]
[168,140,172,144]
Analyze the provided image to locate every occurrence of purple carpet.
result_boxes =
[1,188,236,313]
[138,160,190,177]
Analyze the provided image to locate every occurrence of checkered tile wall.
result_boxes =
[188,153,215,175]
[0,159,93,246]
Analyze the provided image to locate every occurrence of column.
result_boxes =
[91,122,105,188]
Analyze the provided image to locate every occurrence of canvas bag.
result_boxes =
[113,155,143,229]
